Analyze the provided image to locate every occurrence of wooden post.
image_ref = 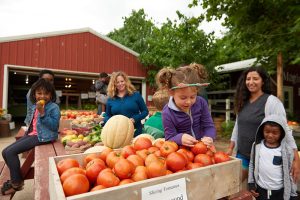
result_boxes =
[208,99,212,114]
[226,98,230,122]
[277,52,283,101]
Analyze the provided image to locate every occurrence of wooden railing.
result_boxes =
[208,98,234,122]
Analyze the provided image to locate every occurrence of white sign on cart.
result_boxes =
[141,178,187,200]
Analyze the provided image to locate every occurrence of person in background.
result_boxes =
[143,89,169,139]
[156,63,216,147]
[1,79,60,195]
[104,71,148,136]
[24,69,59,126]
[248,114,298,200]
[94,72,109,115]
[227,66,300,183]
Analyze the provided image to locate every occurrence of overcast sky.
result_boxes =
[0,0,227,38]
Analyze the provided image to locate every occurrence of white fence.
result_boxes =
[208,98,234,122]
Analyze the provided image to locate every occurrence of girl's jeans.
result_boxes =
[2,135,43,182]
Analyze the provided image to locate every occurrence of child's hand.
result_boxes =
[36,100,45,116]
[249,190,259,198]
[201,137,213,147]
[291,159,300,183]
[181,134,198,147]
[226,148,234,156]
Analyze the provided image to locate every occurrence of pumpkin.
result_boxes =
[101,115,134,149]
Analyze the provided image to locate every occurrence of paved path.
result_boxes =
[0,124,34,200]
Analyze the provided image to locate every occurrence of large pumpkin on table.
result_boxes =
[101,115,134,149]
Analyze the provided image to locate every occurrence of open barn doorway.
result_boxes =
[4,65,145,124]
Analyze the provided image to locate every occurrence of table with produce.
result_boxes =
[59,110,103,154]
[50,115,242,200]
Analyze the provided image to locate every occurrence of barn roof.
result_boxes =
[0,27,139,57]
[215,58,261,73]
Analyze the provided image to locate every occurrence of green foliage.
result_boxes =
[59,103,97,111]
[108,9,217,87]
[220,120,234,139]
[140,13,212,68]
[198,0,300,68]
[204,32,256,90]
[106,1,300,91]
[82,103,97,110]
[107,9,155,54]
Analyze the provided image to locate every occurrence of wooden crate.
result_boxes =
[58,119,73,132]
[49,153,242,200]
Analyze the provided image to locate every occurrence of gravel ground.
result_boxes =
[214,137,230,152]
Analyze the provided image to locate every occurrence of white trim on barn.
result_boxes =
[0,27,139,57]
[3,65,9,110]
[215,58,260,73]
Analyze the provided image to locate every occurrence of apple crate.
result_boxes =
[49,153,242,200]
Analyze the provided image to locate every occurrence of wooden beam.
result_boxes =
[277,52,283,101]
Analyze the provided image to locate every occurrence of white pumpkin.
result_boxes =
[101,115,134,149]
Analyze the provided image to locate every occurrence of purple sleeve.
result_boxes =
[162,108,183,145]
[199,98,216,139]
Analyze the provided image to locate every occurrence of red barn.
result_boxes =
[0,28,151,117]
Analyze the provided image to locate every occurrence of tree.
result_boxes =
[191,0,300,99]
[203,32,256,90]
[192,0,300,64]
[140,12,213,66]
[108,10,215,87]
[107,9,155,54]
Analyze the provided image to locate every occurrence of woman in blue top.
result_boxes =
[104,71,149,136]
[1,79,60,195]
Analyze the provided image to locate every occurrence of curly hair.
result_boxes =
[152,89,169,111]
[107,71,136,98]
[29,79,57,104]
[234,66,271,114]
[156,63,208,90]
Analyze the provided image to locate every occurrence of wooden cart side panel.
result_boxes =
[210,159,242,199]
[49,154,241,200]
[49,158,66,200]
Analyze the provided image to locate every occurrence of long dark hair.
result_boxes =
[234,66,271,114]
[30,79,57,103]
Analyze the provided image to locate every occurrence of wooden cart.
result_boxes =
[49,153,242,200]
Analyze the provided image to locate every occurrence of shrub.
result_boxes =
[220,120,235,139]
